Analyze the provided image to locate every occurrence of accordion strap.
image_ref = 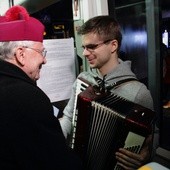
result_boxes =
[106,78,138,91]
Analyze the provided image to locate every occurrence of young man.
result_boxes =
[0,5,82,170]
[60,15,154,169]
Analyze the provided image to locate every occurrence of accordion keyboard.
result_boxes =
[70,78,89,148]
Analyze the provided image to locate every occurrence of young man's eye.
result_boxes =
[86,44,98,49]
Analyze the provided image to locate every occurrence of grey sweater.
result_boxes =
[59,59,154,138]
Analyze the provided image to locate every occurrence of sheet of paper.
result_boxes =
[53,105,59,117]
[37,38,76,102]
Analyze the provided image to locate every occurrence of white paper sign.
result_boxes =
[37,38,76,102]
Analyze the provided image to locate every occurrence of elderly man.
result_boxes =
[0,5,82,170]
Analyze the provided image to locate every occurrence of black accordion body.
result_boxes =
[70,78,155,170]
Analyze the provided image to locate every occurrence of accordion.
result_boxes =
[70,78,155,170]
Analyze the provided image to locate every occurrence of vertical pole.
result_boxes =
[107,0,115,17]
[9,0,14,7]
[146,0,161,122]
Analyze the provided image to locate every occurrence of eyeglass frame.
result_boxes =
[23,46,47,57]
[81,39,114,52]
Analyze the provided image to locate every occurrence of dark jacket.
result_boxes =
[0,60,82,170]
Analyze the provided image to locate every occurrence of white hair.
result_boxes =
[0,41,35,60]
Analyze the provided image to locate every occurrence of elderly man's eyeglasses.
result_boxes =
[23,46,47,57]
[82,39,113,52]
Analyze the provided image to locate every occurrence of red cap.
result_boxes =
[0,5,44,42]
